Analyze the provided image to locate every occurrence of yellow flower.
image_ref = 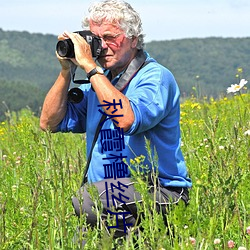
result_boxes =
[237,67,243,73]
[191,103,201,109]
[130,159,135,165]
[135,157,141,164]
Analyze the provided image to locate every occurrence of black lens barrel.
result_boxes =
[56,39,75,58]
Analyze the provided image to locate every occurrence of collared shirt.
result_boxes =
[57,52,192,188]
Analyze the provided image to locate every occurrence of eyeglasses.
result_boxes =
[96,33,124,46]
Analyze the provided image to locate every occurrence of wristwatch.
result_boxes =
[87,66,104,80]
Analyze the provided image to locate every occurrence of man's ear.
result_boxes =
[131,36,139,48]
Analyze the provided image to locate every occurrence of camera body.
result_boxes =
[56,30,102,58]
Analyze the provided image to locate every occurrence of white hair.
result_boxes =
[82,0,145,49]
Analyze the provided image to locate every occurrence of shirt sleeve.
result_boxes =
[125,63,180,135]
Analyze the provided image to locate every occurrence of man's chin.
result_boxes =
[98,58,113,69]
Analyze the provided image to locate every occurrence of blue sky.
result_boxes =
[1,0,250,42]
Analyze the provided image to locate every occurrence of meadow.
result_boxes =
[0,89,249,249]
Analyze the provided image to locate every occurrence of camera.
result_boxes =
[56,30,102,58]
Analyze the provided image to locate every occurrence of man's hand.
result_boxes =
[62,31,96,73]
[56,33,79,71]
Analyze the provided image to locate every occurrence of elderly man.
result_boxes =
[40,0,192,244]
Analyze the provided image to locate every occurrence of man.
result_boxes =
[40,0,192,244]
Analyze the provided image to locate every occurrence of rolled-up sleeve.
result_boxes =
[125,64,179,135]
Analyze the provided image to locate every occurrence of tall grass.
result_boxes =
[0,93,249,249]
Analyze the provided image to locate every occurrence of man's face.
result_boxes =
[89,20,138,73]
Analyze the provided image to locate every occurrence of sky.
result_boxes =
[1,0,250,42]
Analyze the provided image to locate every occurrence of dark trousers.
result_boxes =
[72,177,189,242]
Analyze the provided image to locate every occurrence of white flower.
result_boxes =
[244,130,250,136]
[238,247,246,250]
[20,207,25,214]
[214,238,221,244]
[227,79,248,93]
[189,237,196,245]
[246,226,250,235]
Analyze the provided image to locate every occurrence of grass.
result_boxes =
[0,92,249,249]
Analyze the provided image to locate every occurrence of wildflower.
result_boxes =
[244,130,250,136]
[238,247,246,250]
[42,213,48,221]
[237,67,243,73]
[246,226,250,235]
[130,159,135,165]
[189,237,196,246]
[196,180,202,185]
[228,240,235,248]
[214,238,221,244]
[135,157,141,164]
[218,145,224,150]
[12,185,18,192]
[227,79,248,93]
[191,103,201,109]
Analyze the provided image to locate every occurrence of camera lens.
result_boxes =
[56,39,74,58]
[68,88,84,103]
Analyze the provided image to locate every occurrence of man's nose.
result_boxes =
[101,38,108,49]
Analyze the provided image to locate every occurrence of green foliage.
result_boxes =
[0,93,249,249]
[146,37,250,99]
[0,28,60,89]
[0,109,85,249]
[0,79,46,121]
[180,94,250,249]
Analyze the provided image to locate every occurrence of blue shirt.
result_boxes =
[58,52,192,188]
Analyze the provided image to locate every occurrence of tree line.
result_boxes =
[0,28,249,120]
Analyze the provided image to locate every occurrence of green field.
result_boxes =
[0,90,249,249]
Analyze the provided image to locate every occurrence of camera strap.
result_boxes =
[81,50,150,185]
